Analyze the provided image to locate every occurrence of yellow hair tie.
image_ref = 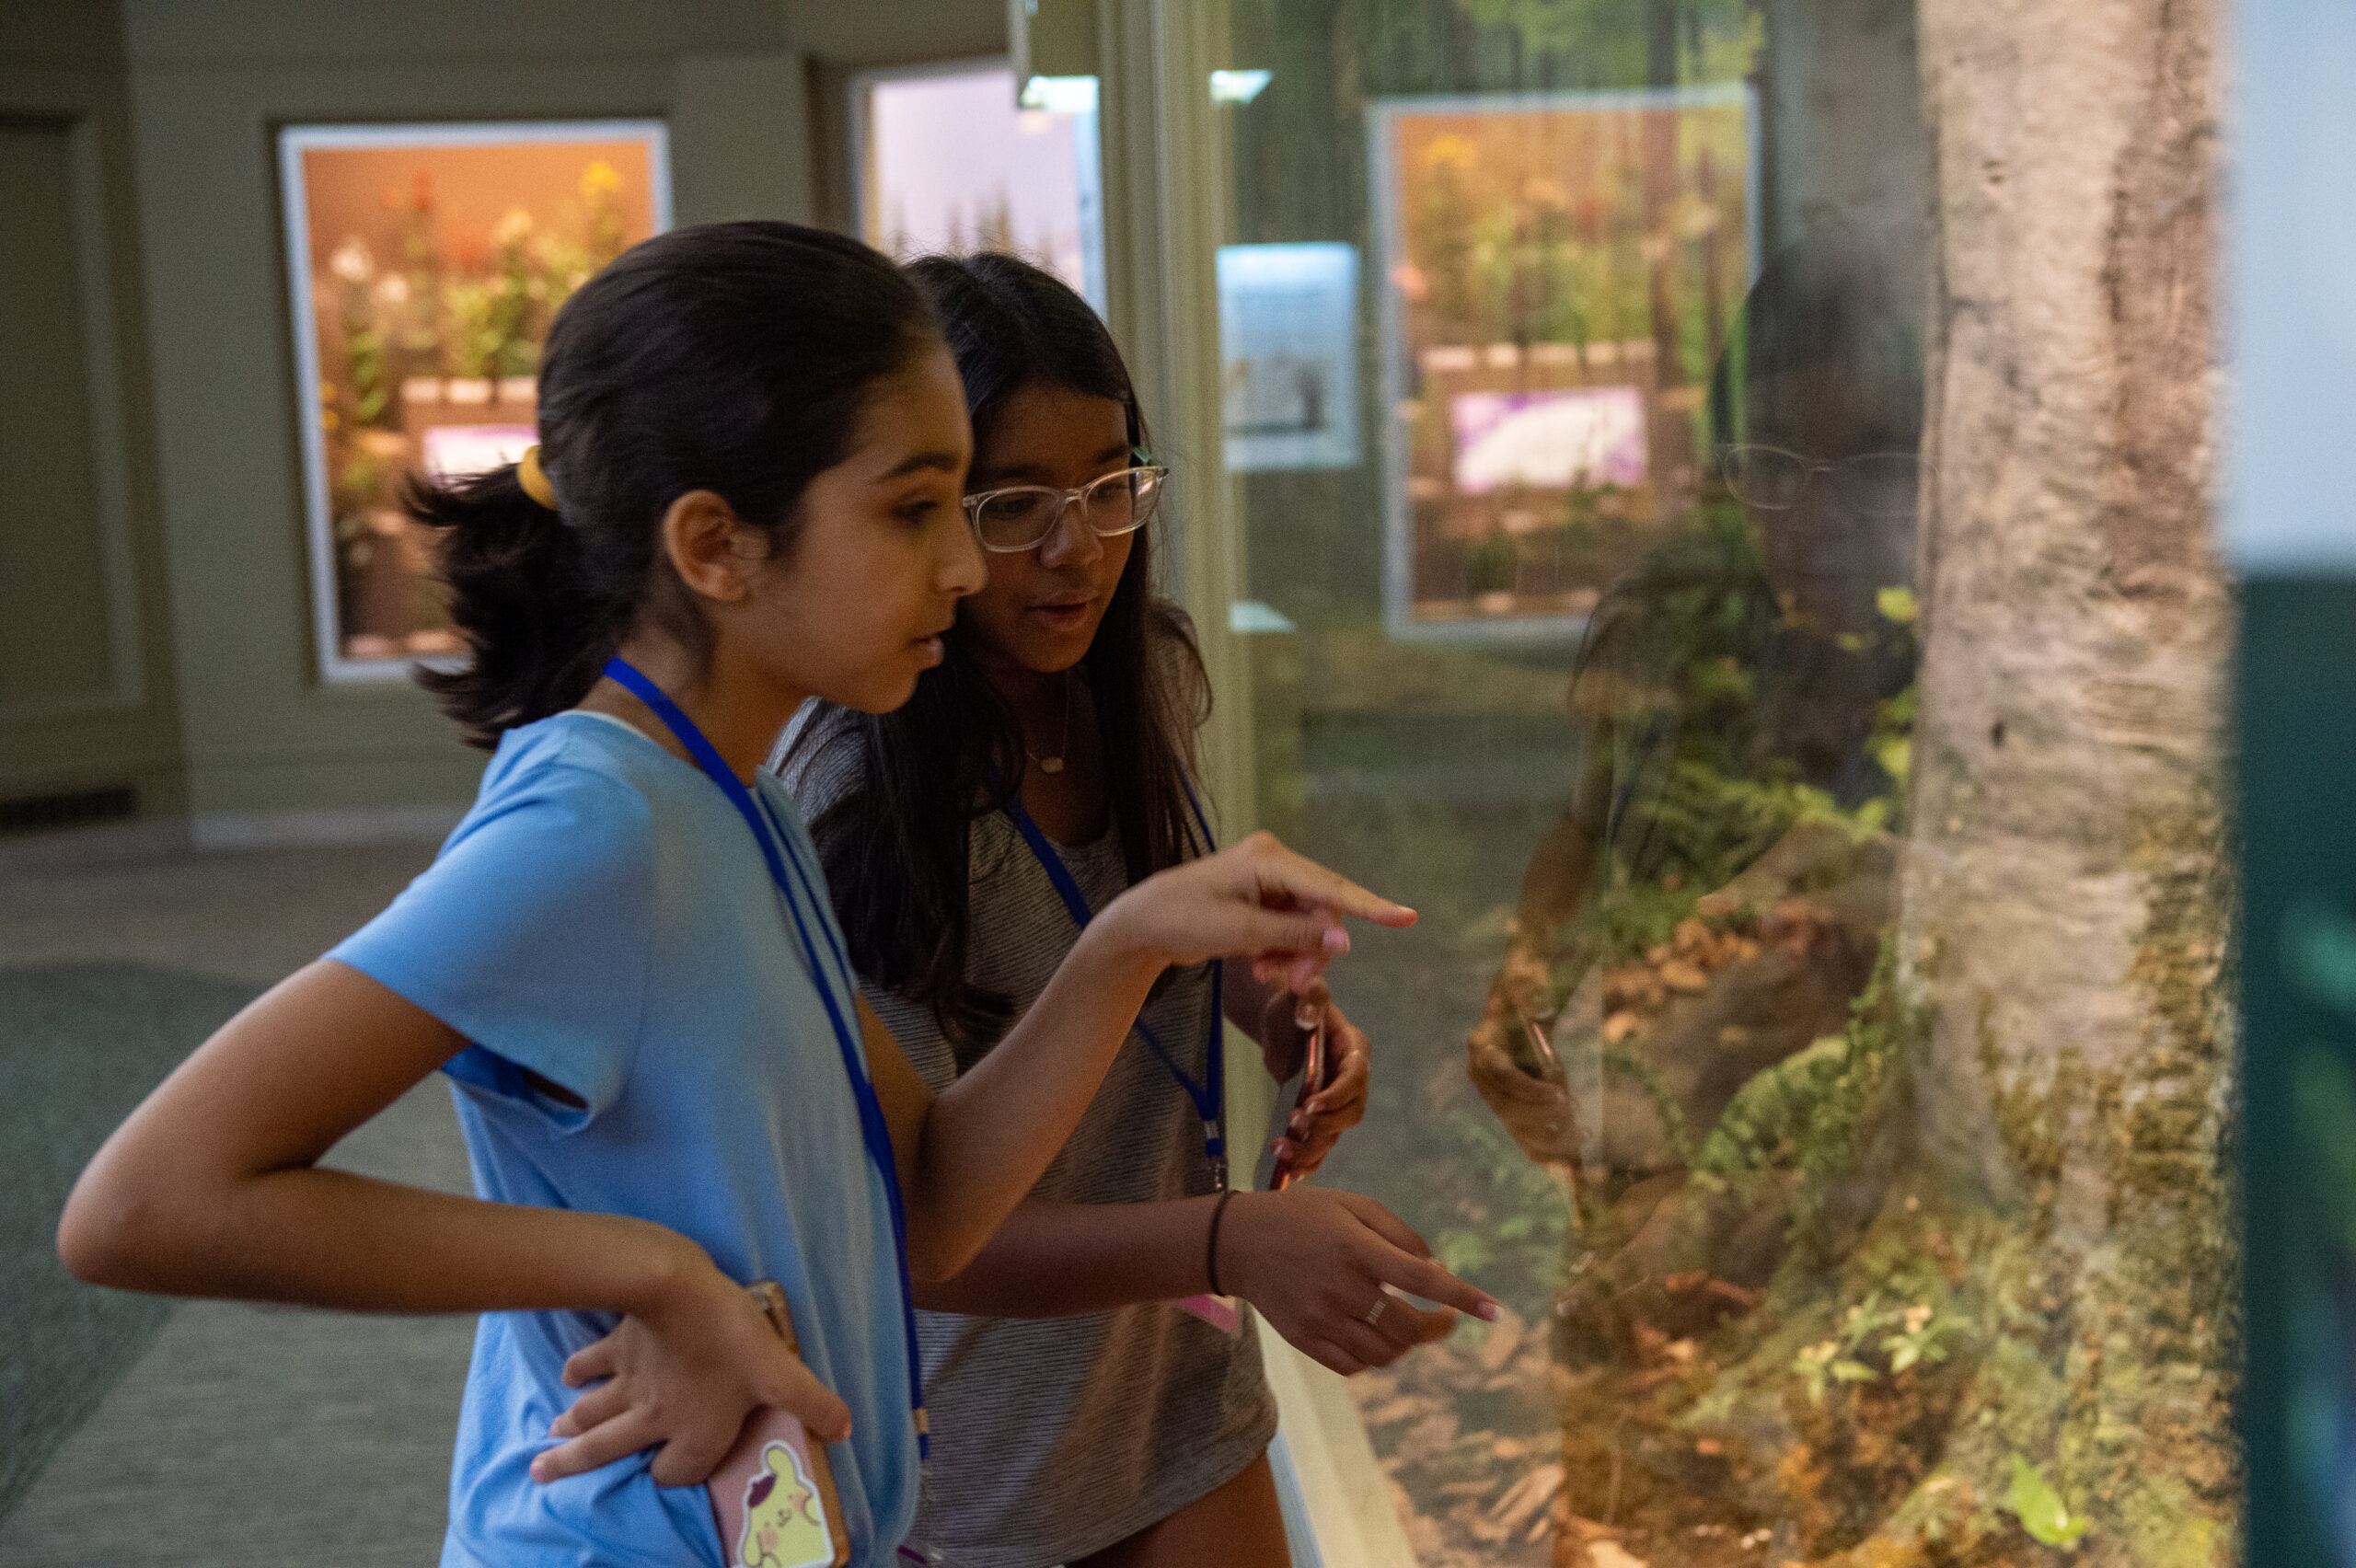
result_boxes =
[517,444,559,510]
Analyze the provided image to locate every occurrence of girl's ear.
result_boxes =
[658,490,762,605]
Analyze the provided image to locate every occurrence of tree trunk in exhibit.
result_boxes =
[1862,0,2237,1559]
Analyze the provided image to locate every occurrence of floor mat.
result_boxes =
[0,962,258,1521]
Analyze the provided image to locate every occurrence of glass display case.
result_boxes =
[278,121,669,681]
[1181,2,2239,1564]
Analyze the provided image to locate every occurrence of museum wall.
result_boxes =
[0,0,188,825]
[0,0,1008,837]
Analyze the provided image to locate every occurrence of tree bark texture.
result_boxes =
[1895,0,2235,1559]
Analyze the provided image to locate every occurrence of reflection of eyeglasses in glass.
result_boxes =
[1719,445,1929,518]
[961,465,1169,553]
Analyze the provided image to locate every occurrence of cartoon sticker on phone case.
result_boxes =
[736,1441,832,1568]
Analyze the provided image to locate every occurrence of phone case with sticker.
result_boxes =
[707,1282,852,1568]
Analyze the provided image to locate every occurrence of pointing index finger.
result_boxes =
[1250,845,1416,930]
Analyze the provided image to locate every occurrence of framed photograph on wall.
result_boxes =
[1369,85,1757,643]
[278,121,671,682]
[1217,242,1359,473]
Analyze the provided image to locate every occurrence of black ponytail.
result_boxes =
[405,466,614,746]
[411,222,941,749]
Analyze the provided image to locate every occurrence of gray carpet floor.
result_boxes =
[0,838,475,1566]
[0,963,259,1518]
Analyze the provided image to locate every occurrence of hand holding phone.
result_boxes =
[1507,1003,1587,1218]
[707,1282,852,1568]
[1270,1002,1331,1191]
[1505,1000,1559,1079]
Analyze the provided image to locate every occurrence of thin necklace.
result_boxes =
[1025,672,1073,776]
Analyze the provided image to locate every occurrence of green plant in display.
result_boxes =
[1694,1032,1844,1178]
[2006,1454,2093,1548]
[1792,1336,1877,1406]
[1434,1096,1574,1283]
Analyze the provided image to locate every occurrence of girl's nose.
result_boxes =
[941,512,987,596]
[1036,502,1103,570]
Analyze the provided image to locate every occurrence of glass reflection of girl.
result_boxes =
[1466,225,1928,1302]
[779,254,1496,1568]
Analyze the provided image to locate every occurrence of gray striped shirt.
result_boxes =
[776,714,1277,1568]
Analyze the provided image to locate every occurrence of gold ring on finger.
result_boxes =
[1362,1295,1389,1329]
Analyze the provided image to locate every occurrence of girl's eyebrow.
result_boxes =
[974,442,1134,484]
[877,449,967,481]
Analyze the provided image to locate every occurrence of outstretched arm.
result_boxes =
[913,1189,1497,1377]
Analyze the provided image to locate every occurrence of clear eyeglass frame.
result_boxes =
[1718,444,1932,518]
[960,464,1169,553]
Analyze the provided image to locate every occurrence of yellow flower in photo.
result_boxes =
[1419,133,1476,172]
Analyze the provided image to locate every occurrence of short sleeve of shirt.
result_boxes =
[329,763,654,1124]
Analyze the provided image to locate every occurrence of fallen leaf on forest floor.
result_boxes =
[1393,1411,1461,1465]
[1584,1543,1648,1568]
[1491,1461,1565,1535]
[1659,958,1710,992]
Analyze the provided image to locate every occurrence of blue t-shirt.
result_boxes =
[329,711,916,1568]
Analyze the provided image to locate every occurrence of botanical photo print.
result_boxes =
[1371,86,1751,640]
[278,122,667,676]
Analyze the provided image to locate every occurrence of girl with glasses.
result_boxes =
[778,252,1493,1568]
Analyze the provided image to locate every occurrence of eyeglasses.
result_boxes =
[1719,445,1929,519]
[961,465,1168,554]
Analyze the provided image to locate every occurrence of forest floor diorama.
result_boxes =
[1330,887,2228,1568]
[1305,711,2232,1568]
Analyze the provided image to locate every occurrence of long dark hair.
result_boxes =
[793,252,1209,1048]
[409,221,941,746]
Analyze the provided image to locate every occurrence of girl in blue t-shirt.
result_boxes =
[57,222,1420,1568]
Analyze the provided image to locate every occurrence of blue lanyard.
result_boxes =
[597,657,927,1458]
[1001,789,1229,1193]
